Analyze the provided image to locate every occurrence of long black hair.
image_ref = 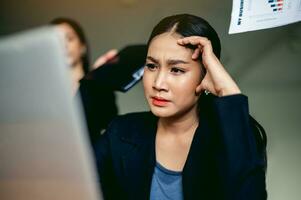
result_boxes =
[51,17,90,74]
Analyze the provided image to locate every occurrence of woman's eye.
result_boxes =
[66,35,74,42]
[145,63,157,71]
[170,67,185,74]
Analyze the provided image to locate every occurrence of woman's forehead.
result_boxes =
[147,33,193,61]
[57,23,76,36]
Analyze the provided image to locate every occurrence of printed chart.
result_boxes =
[229,0,301,33]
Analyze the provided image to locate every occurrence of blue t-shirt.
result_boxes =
[150,162,183,200]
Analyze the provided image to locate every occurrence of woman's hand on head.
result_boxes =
[177,36,241,97]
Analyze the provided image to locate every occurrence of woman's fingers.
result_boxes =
[178,36,241,97]
[177,36,213,54]
[178,36,210,46]
[92,49,118,69]
[177,38,201,60]
[177,36,216,67]
[192,46,201,60]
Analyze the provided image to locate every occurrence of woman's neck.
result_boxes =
[70,62,84,94]
[158,106,199,136]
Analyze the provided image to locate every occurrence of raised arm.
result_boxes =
[178,36,267,199]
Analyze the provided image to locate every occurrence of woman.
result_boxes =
[51,18,118,144]
[51,17,118,93]
[94,14,267,200]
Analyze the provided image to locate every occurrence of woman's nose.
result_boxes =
[153,70,168,92]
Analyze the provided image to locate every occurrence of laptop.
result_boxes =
[0,27,102,200]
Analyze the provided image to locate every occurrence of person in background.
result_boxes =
[51,17,118,94]
[93,14,267,200]
[50,17,118,144]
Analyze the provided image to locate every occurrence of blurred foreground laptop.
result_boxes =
[0,27,102,200]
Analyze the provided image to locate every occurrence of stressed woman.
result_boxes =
[94,14,267,200]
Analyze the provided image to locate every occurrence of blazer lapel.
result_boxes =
[182,96,224,199]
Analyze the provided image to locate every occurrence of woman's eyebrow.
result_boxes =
[167,59,189,65]
[146,56,189,65]
[146,56,158,63]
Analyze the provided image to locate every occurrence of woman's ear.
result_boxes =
[195,83,203,96]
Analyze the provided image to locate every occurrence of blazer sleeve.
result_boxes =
[210,94,267,200]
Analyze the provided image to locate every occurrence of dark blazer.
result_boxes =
[93,94,267,200]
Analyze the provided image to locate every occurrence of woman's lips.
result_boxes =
[151,97,170,106]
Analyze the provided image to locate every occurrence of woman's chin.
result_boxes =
[150,107,174,118]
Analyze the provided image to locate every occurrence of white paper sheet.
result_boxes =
[229,0,301,34]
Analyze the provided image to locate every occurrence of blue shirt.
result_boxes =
[150,162,183,200]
